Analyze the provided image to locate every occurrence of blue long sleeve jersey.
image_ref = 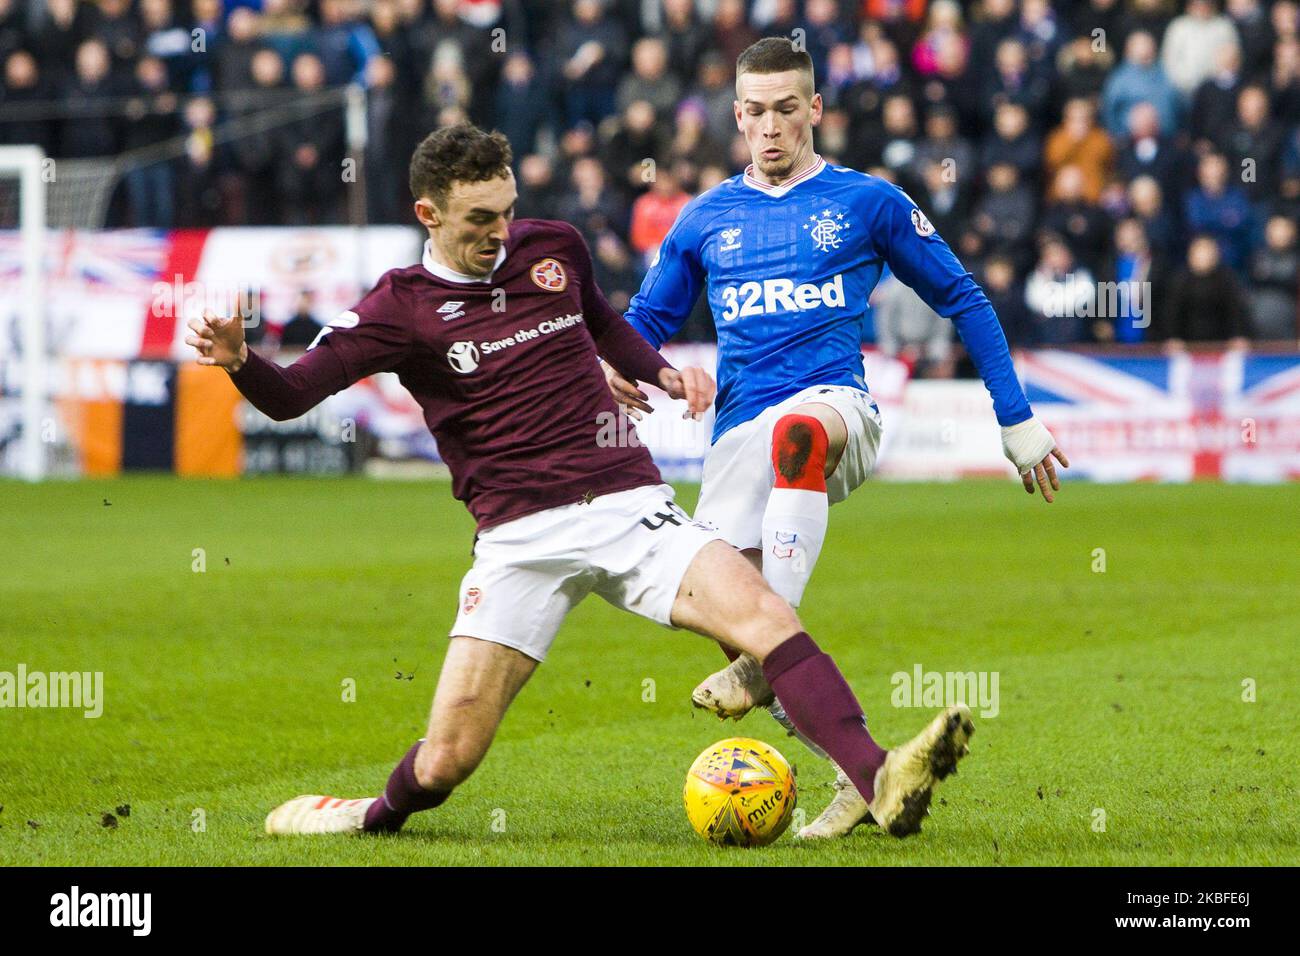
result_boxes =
[623,159,1033,442]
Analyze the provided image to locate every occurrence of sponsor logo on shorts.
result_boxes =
[530,258,567,292]
[462,587,482,615]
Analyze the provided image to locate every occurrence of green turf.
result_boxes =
[0,476,1295,866]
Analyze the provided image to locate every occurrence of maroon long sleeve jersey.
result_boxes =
[228,219,671,530]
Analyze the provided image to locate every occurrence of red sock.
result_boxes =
[771,414,828,491]
[761,633,887,803]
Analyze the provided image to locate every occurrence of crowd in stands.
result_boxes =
[1,0,1298,356]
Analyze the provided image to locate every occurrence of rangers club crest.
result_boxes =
[462,587,482,614]
[530,258,567,292]
[803,209,850,252]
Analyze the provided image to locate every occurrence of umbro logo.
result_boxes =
[437,301,466,321]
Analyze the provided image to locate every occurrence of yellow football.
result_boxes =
[683,737,797,847]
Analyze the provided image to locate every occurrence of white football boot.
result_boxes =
[264,795,377,835]
[690,652,772,719]
[796,763,868,839]
[797,704,976,839]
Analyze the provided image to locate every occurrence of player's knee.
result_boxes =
[415,737,483,791]
[771,414,828,490]
[730,588,801,660]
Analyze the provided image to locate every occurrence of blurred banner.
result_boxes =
[3,228,1297,482]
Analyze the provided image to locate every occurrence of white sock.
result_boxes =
[760,486,828,608]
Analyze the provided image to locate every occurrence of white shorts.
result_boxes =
[450,483,723,662]
[695,385,883,551]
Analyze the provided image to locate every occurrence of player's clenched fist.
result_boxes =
[185,310,248,373]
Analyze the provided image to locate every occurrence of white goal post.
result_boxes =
[0,145,48,480]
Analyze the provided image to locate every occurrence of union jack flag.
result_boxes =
[1017,350,1300,482]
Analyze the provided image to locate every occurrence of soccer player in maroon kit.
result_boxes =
[186,125,973,839]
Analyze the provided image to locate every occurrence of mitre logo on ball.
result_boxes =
[530,258,567,292]
[446,340,480,374]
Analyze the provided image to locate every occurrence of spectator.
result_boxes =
[709,0,760,69]
[911,105,975,187]
[628,165,689,261]
[616,37,680,118]
[1160,0,1240,99]
[174,96,224,226]
[61,39,122,158]
[1226,0,1272,69]
[980,101,1040,186]
[1271,37,1300,126]
[216,7,265,93]
[1102,30,1181,137]
[274,53,346,225]
[1184,151,1254,272]
[555,155,627,247]
[123,55,179,228]
[1103,217,1168,343]
[1159,234,1250,345]
[658,0,706,87]
[515,153,559,221]
[1042,165,1113,274]
[872,268,955,378]
[982,252,1034,348]
[1025,233,1093,345]
[1189,42,1244,149]
[972,162,1037,270]
[591,230,644,312]
[915,158,972,242]
[1127,174,1180,260]
[1247,216,1299,340]
[30,0,89,89]
[690,52,739,147]
[911,1,968,78]
[141,0,200,91]
[278,291,323,349]
[559,0,627,129]
[1217,84,1287,212]
[495,52,547,159]
[1,51,55,154]
[1115,101,1190,220]
[983,38,1051,127]
[1044,97,1114,204]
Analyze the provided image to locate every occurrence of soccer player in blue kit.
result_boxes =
[609,38,1070,838]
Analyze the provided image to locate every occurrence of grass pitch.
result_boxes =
[1,476,1296,866]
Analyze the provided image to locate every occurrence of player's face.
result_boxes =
[734,70,822,183]
[416,171,517,277]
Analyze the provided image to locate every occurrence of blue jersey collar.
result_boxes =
[741,154,826,198]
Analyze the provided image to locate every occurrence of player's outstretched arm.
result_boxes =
[186,311,351,421]
[872,183,1070,501]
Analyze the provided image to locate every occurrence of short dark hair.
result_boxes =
[409,124,513,206]
[736,37,814,92]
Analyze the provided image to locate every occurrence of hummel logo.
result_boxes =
[719,227,742,252]
[437,301,466,321]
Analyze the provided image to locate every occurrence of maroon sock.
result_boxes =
[762,632,888,804]
[362,741,450,833]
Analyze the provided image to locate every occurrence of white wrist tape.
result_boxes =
[1001,417,1057,475]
